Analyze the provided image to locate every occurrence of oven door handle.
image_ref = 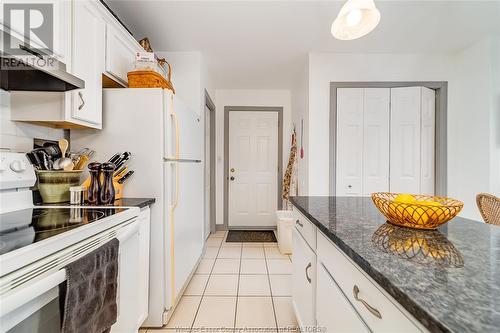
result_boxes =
[117,220,139,243]
[0,269,66,318]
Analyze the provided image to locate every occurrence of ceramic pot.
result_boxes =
[36,170,83,203]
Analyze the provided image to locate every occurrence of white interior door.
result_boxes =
[390,87,422,194]
[362,88,390,195]
[336,88,364,196]
[228,111,278,227]
[204,105,211,239]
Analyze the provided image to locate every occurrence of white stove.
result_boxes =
[0,152,140,332]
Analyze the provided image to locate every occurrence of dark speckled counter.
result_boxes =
[290,196,500,333]
[112,198,155,208]
[36,198,156,209]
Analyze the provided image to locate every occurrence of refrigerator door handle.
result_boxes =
[168,162,179,209]
[170,95,180,160]
[164,158,202,163]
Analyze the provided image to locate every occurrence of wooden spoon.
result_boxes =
[54,139,74,171]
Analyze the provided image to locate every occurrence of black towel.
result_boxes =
[59,238,119,333]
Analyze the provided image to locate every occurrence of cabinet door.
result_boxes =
[390,87,421,193]
[112,222,140,333]
[105,23,140,85]
[137,208,151,326]
[317,263,370,333]
[336,88,364,196]
[71,0,105,127]
[292,229,316,328]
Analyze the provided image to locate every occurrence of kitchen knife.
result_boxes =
[114,166,128,178]
[117,170,134,184]
[108,153,121,164]
[114,165,126,175]
[114,152,131,170]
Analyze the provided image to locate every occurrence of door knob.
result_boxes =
[230,168,235,173]
[230,176,235,181]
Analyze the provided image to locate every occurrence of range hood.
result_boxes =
[1,31,84,92]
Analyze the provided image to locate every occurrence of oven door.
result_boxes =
[3,280,63,333]
[0,218,139,333]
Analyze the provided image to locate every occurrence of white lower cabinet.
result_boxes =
[112,207,151,332]
[317,263,369,333]
[137,207,151,326]
[291,209,427,333]
[292,228,316,328]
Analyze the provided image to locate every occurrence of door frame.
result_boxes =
[329,81,448,196]
[204,90,216,236]
[223,106,284,230]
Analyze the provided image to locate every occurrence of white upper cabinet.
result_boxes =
[9,0,143,129]
[70,0,105,127]
[105,22,142,86]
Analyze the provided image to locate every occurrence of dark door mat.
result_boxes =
[226,230,277,243]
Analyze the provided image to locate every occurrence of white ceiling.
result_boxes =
[106,0,500,90]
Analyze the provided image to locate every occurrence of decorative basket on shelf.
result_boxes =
[129,37,175,92]
[127,70,175,92]
[371,192,463,230]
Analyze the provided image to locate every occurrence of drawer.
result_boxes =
[317,231,422,333]
[317,262,370,332]
[292,207,316,250]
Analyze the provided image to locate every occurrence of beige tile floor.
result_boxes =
[142,230,297,333]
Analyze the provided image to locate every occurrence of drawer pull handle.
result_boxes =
[353,285,382,319]
[296,220,303,227]
[78,92,85,110]
[305,262,312,283]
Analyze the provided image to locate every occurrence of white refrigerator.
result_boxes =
[71,88,204,327]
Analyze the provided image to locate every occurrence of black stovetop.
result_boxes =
[0,207,125,255]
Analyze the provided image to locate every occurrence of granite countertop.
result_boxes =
[36,197,156,209]
[112,198,155,208]
[290,196,500,333]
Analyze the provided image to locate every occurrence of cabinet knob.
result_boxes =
[347,185,352,189]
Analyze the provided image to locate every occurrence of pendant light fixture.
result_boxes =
[331,0,381,40]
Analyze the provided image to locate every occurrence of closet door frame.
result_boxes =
[330,81,448,196]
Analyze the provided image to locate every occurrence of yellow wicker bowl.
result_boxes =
[371,192,464,230]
